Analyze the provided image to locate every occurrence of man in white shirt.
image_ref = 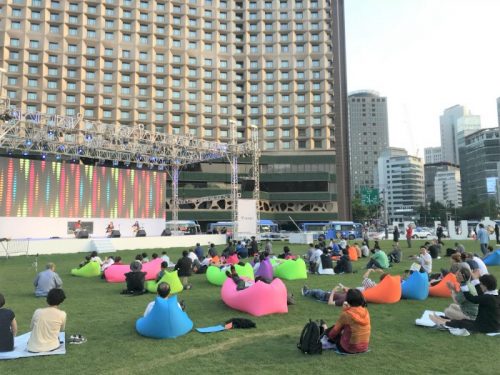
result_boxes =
[309,245,324,273]
[412,246,432,274]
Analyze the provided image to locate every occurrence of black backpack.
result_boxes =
[297,319,323,355]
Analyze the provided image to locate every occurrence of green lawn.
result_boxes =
[0,240,498,375]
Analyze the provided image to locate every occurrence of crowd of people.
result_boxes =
[1,234,499,356]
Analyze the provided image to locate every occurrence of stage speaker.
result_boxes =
[136,229,146,237]
[110,230,121,238]
[76,230,89,239]
[161,229,172,237]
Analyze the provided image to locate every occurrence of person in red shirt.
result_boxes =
[406,225,413,248]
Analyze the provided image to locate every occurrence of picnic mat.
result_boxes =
[0,332,65,360]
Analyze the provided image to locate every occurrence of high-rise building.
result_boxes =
[375,148,424,223]
[424,147,442,164]
[0,0,349,225]
[439,105,480,165]
[348,90,389,195]
[497,97,500,126]
[434,170,462,208]
[423,162,460,205]
[460,127,500,205]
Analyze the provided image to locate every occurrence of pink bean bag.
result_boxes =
[221,278,288,317]
[362,275,401,304]
[226,254,239,265]
[104,258,163,283]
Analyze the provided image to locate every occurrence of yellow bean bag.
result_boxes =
[71,261,101,277]
[145,270,184,294]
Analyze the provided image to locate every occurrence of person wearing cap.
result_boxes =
[122,261,146,295]
[33,263,63,297]
[27,288,66,353]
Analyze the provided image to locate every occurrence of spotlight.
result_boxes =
[137,163,143,169]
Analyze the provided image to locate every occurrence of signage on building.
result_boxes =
[486,177,498,194]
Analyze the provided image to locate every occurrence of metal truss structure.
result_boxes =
[0,98,260,235]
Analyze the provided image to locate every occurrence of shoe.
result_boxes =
[437,256,442,260]
[301,285,308,296]
[69,334,87,344]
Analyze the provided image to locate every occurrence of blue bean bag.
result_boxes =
[483,249,500,266]
[401,271,429,300]
[135,295,193,339]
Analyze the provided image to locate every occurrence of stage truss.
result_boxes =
[0,98,259,233]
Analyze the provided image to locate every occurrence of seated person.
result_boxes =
[322,289,371,354]
[73,220,82,237]
[462,252,488,276]
[449,253,471,274]
[334,249,353,274]
[105,221,114,236]
[194,243,205,261]
[113,256,123,265]
[309,245,323,273]
[101,256,115,278]
[410,246,432,274]
[27,288,66,353]
[187,249,202,271]
[319,248,334,272]
[278,246,295,260]
[444,268,478,321]
[144,282,184,316]
[388,243,402,264]
[156,261,169,282]
[431,273,500,333]
[366,248,389,269]
[90,251,103,265]
[428,239,441,259]
[0,293,17,352]
[78,256,91,268]
[236,241,248,258]
[132,221,140,233]
[360,241,370,258]
[141,253,149,263]
[225,265,254,291]
[34,263,63,297]
[122,261,146,295]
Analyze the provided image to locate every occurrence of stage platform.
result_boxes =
[2,234,227,257]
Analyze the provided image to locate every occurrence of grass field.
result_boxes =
[0,239,499,375]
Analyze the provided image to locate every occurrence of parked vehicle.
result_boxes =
[412,227,433,239]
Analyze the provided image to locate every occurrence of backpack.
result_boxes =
[297,320,323,355]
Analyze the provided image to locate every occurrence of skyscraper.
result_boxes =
[348,90,388,195]
[0,0,349,224]
[375,148,424,223]
[439,105,480,165]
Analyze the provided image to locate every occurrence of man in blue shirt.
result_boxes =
[33,263,63,297]
[194,243,204,261]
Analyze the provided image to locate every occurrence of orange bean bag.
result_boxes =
[429,272,459,298]
[362,274,401,304]
[347,246,358,261]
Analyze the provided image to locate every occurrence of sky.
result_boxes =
[344,0,500,157]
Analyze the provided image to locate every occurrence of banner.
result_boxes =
[237,199,257,239]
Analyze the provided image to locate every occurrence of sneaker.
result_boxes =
[69,334,87,344]
[301,285,309,296]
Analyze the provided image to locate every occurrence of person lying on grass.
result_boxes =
[301,268,387,306]
[321,289,371,354]
[430,272,500,333]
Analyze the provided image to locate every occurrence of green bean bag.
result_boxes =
[206,263,254,286]
[274,258,307,280]
[145,270,184,294]
[71,261,101,277]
